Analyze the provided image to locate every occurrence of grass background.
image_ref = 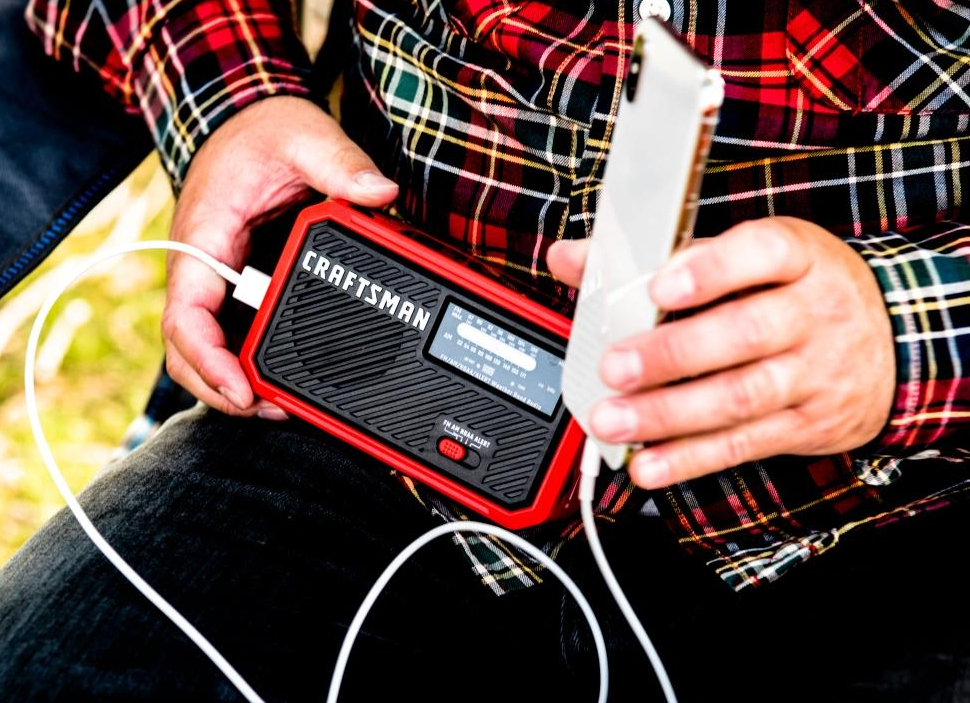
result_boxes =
[0,156,173,565]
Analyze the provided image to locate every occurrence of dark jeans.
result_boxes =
[0,0,149,299]
[2,405,970,702]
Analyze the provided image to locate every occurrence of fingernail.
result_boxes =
[257,406,288,421]
[651,265,694,306]
[602,349,642,389]
[354,170,397,191]
[590,401,638,441]
[218,386,247,411]
[629,453,671,489]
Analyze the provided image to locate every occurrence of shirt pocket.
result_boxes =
[786,0,970,115]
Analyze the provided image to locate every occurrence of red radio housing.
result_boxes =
[240,199,585,529]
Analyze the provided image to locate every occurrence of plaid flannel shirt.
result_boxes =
[26,0,970,592]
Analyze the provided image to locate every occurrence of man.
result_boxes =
[2,0,970,701]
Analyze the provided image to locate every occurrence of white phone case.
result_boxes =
[562,17,724,469]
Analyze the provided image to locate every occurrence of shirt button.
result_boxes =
[639,0,671,21]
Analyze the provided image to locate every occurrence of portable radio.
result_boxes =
[239,199,585,529]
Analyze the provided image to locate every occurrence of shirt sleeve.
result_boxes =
[844,222,970,450]
[24,0,313,189]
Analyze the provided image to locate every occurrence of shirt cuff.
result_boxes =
[844,225,970,449]
[131,0,313,189]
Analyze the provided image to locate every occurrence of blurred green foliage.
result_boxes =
[0,156,173,565]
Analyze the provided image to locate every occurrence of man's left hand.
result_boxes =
[547,217,896,489]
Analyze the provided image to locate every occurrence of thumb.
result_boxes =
[547,239,589,288]
[293,114,399,207]
[346,169,401,205]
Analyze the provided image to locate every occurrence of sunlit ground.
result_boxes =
[0,156,173,565]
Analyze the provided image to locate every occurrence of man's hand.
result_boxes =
[547,217,896,488]
[163,96,398,417]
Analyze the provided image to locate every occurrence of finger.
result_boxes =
[650,218,813,311]
[168,216,250,275]
[162,296,254,412]
[254,403,290,421]
[165,342,289,420]
[590,352,806,444]
[546,239,588,288]
[165,248,233,305]
[291,118,399,207]
[164,346,251,416]
[624,408,807,488]
[600,285,807,390]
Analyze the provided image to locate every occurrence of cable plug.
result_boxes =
[579,435,602,503]
[231,266,272,310]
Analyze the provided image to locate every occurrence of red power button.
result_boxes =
[437,438,467,462]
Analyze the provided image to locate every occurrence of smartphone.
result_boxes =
[562,16,724,468]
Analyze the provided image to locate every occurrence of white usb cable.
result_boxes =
[24,240,675,703]
[25,241,269,703]
[578,437,677,703]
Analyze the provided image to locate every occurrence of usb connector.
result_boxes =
[231,266,272,310]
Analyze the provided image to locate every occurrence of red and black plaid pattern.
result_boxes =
[25,0,313,189]
[339,0,970,591]
[26,0,970,591]
[337,0,634,308]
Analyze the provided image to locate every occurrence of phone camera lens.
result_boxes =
[625,35,644,102]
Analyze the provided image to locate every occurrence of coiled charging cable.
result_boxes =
[23,241,675,703]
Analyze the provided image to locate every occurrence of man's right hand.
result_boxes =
[162,95,399,418]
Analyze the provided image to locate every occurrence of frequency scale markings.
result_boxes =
[427,302,564,417]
